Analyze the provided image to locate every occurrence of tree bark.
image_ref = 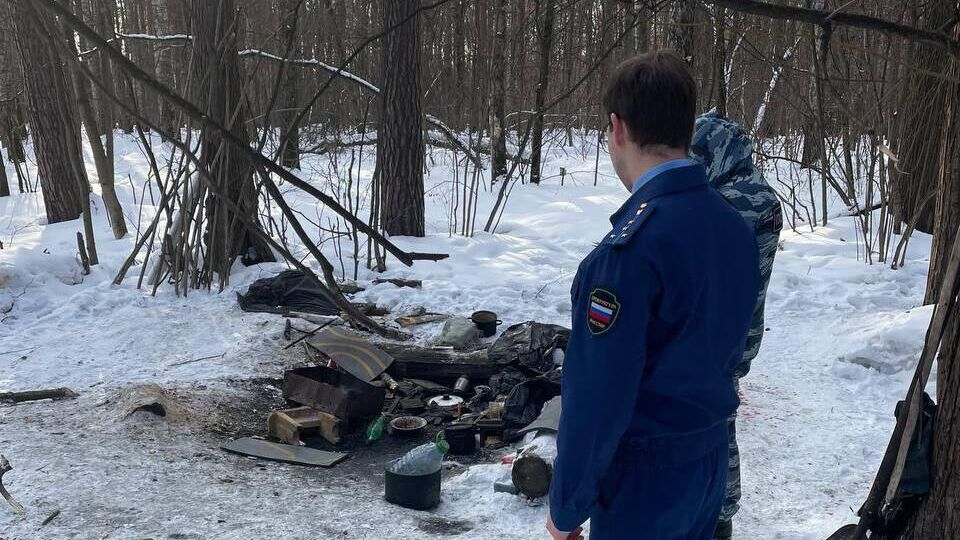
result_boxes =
[922,16,960,304]
[528,0,556,186]
[900,26,960,540]
[889,0,956,235]
[377,0,425,237]
[0,151,8,197]
[902,242,960,539]
[12,1,85,223]
[191,0,274,283]
[276,0,301,170]
[488,0,509,185]
[64,11,127,240]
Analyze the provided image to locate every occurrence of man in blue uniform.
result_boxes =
[547,51,760,540]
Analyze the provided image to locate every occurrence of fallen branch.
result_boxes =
[0,387,78,404]
[372,277,422,288]
[41,509,60,526]
[167,352,226,367]
[0,455,25,514]
[0,347,35,357]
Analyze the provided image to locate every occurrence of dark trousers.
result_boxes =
[589,442,729,540]
[719,379,742,523]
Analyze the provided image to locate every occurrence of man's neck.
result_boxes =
[623,146,689,191]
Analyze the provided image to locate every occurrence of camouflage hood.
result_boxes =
[690,110,757,189]
[689,110,780,224]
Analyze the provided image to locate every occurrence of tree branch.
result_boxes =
[711,0,960,56]
[31,0,446,268]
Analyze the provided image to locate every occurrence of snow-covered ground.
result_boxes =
[0,132,931,539]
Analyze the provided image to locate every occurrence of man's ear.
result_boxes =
[610,113,627,148]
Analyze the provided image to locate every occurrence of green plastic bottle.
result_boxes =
[366,413,388,443]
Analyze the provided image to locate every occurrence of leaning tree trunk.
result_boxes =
[12,2,85,223]
[377,0,425,237]
[63,16,127,240]
[528,0,556,186]
[191,0,274,285]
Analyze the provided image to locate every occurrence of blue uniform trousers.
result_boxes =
[588,427,729,540]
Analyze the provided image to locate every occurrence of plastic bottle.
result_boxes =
[389,433,450,476]
[366,413,388,443]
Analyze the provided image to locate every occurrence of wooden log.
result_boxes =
[372,277,422,289]
[379,343,498,382]
[395,313,449,327]
[0,387,77,404]
[512,454,553,499]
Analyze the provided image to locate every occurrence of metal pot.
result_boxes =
[384,467,441,510]
[443,423,478,455]
[471,310,502,338]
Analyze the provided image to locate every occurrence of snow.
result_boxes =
[238,49,381,93]
[0,131,933,539]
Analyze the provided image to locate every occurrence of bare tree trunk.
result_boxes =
[890,0,955,235]
[276,0,301,170]
[12,2,85,223]
[713,5,728,116]
[902,247,960,539]
[63,12,127,240]
[488,0,508,185]
[670,0,696,64]
[922,17,960,304]
[528,0,556,186]
[0,152,8,197]
[377,0,425,237]
[191,0,274,285]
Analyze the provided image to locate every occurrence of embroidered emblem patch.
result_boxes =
[587,288,620,335]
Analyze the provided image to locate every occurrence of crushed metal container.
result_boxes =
[283,366,385,428]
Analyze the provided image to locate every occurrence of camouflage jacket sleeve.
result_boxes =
[721,191,782,377]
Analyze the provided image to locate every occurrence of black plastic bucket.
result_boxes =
[443,423,478,455]
[471,311,502,338]
[384,467,441,510]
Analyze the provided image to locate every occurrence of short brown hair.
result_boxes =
[603,50,697,150]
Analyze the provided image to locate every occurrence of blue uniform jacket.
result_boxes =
[549,163,760,532]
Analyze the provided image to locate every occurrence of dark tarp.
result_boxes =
[237,270,339,316]
[488,321,570,374]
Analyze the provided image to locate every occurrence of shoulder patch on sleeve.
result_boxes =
[605,203,656,248]
[587,287,621,335]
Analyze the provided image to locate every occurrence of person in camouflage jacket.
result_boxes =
[690,110,783,539]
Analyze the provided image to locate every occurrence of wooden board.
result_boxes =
[221,437,348,467]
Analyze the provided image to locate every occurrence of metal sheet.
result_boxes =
[307,327,394,382]
[221,437,348,467]
[517,396,562,435]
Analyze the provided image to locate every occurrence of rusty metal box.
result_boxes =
[282,366,385,427]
